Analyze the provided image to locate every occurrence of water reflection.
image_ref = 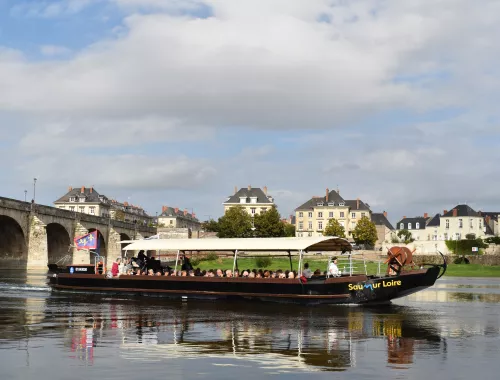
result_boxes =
[38,299,446,372]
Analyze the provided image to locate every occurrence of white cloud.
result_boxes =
[2,0,500,220]
[10,0,100,18]
[40,45,72,57]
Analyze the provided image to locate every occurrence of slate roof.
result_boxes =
[395,217,429,230]
[482,212,500,221]
[426,214,441,227]
[295,190,345,211]
[159,206,200,222]
[224,187,273,204]
[344,199,371,211]
[54,187,107,204]
[442,204,480,217]
[371,213,395,230]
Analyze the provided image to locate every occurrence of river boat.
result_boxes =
[47,237,446,305]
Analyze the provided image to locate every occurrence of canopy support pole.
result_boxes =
[174,250,180,273]
[232,250,238,273]
[288,251,293,271]
[298,250,303,276]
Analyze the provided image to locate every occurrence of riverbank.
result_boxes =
[190,257,500,277]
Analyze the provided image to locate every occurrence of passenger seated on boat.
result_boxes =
[302,263,312,278]
[155,271,162,276]
[111,258,121,277]
[147,269,155,276]
[270,272,276,278]
[225,269,232,278]
[188,270,195,277]
[216,269,223,277]
[312,269,322,277]
[181,255,194,271]
[163,271,169,276]
[328,257,342,277]
[263,270,270,278]
[248,272,255,278]
[170,270,177,276]
[194,268,201,276]
[233,270,239,278]
[288,271,295,279]
[241,270,249,277]
[180,270,187,277]
[256,272,262,278]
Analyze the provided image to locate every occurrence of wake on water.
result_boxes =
[0,282,50,292]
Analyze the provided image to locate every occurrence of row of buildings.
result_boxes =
[53,185,500,245]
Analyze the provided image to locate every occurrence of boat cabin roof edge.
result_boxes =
[122,236,352,253]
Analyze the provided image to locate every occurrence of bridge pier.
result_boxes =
[27,216,48,268]
[72,223,90,265]
[107,228,122,262]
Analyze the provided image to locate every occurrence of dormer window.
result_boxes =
[400,223,404,229]
[69,197,76,202]
[250,197,258,204]
[408,223,412,229]
[79,197,86,203]
[328,202,335,206]
[416,222,420,229]
[239,197,247,204]
[317,202,324,206]
[339,202,345,206]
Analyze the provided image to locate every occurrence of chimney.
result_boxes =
[80,186,85,194]
[234,186,238,195]
[383,211,388,218]
[424,212,428,218]
[90,186,93,194]
[443,209,448,215]
[263,186,268,195]
[478,210,482,216]
[68,186,73,192]
[356,197,360,209]
[453,208,458,217]
[326,188,329,202]
[403,216,406,219]
[175,207,179,214]
[192,213,196,218]
[124,201,128,206]
[486,215,491,224]
[162,206,167,213]
[184,209,188,216]
[248,184,251,191]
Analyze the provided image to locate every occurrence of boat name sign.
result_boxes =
[348,279,402,291]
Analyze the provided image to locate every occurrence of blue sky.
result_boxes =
[1,0,500,224]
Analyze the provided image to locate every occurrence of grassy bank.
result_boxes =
[443,264,500,277]
[187,257,500,278]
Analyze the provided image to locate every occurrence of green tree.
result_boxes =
[445,238,487,255]
[202,219,219,232]
[284,223,296,237]
[217,207,253,238]
[253,206,286,238]
[397,229,414,244]
[323,218,346,238]
[352,216,378,247]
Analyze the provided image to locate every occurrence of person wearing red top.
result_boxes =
[111,258,121,276]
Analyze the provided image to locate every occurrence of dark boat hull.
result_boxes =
[47,266,441,305]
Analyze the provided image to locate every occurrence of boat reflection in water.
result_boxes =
[59,300,445,372]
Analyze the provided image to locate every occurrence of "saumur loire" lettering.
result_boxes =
[348,280,402,291]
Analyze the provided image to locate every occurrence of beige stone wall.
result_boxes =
[223,203,274,217]
[56,202,108,217]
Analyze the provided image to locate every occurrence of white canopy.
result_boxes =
[122,236,352,253]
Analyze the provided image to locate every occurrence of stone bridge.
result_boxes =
[0,196,156,269]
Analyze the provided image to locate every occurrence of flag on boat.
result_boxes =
[74,231,98,250]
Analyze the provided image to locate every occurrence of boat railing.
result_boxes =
[329,254,384,277]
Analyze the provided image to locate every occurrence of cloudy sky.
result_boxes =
[1,0,499,224]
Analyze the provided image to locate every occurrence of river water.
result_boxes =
[1,271,500,380]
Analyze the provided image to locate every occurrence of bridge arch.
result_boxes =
[120,233,131,251]
[0,215,27,268]
[46,223,71,265]
[88,228,107,260]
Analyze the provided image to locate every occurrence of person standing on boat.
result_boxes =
[111,258,121,277]
[328,257,341,277]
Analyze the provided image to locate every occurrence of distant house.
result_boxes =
[54,186,152,225]
[371,212,395,244]
[396,204,494,241]
[158,206,201,231]
[395,214,431,241]
[223,186,275,217]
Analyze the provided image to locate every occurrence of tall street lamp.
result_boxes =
[24,190,27,202]
[33,178,37,203]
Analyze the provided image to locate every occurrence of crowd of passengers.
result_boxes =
[111,256,332,279]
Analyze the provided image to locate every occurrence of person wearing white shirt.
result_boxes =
[328,257,341,277]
